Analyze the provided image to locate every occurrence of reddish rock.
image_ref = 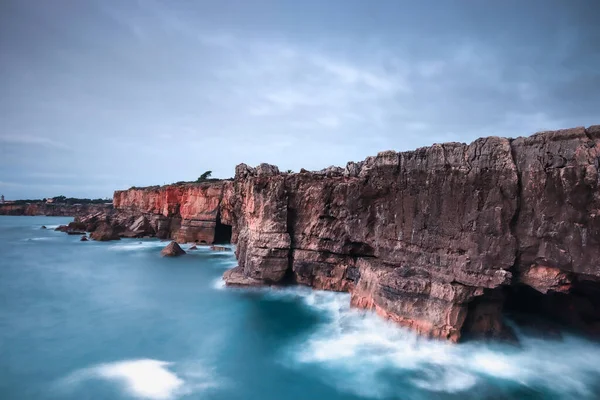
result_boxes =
[90,223,121,241]
[112,182,232,243]
[161,241,186,257]
[222,125,600,341]
[223,266,265,286]
[519,264,572,294]
[64,125,600,341]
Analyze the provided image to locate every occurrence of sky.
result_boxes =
[1,0,599,199]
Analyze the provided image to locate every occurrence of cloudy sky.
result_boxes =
[1,0,599,199]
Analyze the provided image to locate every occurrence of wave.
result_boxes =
[61,359,218,399]
[108,241,171,252]
[268,287,600,398]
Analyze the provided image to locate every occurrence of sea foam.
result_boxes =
[62,359,218,400]
[267,286,600,398]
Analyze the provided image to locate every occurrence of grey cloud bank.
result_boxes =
[1,0,599,198]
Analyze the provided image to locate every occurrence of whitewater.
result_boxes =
[1,215,600,400]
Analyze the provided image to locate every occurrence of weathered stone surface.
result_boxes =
[222,125,600,341]
[44,125,600,341]
[112,182,232,243]
[56,221,87,235]
[161,241,186,257]
[90,223,121,241]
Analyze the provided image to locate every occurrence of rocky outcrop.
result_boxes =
[223,125,600,342]
[161,241,186,257]
[55,221,87,235]
[38,125,600,341]
[111,182,233,243]
[90,223,120,241]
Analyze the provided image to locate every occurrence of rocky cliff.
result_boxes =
[67,125,600,342]
[224,126,600,342]
[104,182,233,243]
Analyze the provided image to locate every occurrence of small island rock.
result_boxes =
[161,241,186,257]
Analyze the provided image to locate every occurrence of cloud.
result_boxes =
[0,134,71,150]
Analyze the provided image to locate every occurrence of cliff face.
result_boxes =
[0,203,113,217]
[110,182,232,243]
[224,126,600,341]
[64,125,600,341]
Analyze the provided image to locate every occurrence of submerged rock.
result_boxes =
[188,245,198,250]
[210,245,229,251]
[161,241,186,257]
[41,225,46,229]
[80,235,88,242]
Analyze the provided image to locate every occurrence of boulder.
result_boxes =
[90,223,121,241]
[80,235,88,242]
[41,225,47,229]
[189,245,198,250]
[56,221,86,235]
[161,241,186,257]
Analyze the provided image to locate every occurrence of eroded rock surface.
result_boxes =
[161,241,186,257]
[45,125,600,341]
[223,125,600,341]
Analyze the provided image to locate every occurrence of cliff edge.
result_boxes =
[224,126,600,341]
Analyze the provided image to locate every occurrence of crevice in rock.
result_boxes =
[460,289,517,342]
[504,279,600,340]
[286,200,298,284]
[508,138,523,281]
[213,210,232,244]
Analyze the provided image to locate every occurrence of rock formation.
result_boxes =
[90,223,120,241]
[110,182,233,243]
[161,241,186,257]
[45,125,600,341]
[224,126,600,342]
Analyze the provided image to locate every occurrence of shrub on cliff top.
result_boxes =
[197,171,212,182]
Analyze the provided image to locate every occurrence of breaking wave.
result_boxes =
[268,287,600,399]
[61,359,218,399]
[108,241,169,252]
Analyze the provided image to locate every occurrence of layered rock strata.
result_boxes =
[90,182,234,243]
[54,125,600,341]
[224,126,600,341]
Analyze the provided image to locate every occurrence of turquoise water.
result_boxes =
[2,216,600,400]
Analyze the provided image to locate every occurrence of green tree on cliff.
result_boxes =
[197,171,212,182]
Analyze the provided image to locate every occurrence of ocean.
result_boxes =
[1,215,600,400]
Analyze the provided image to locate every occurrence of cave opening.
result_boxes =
[503,280,600,339]
[213,212,232,244]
